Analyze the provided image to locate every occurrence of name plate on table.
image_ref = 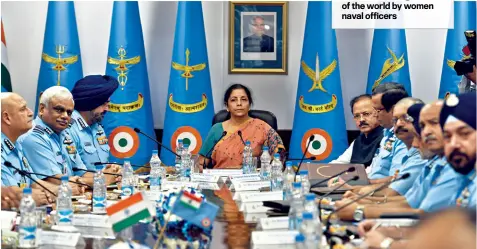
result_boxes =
[197,182,221,190]
[233,191,256,201]
[245,213,268,223]
[161,181,198,190]
[75,225,115,239]
[38,230,81,246]
[229,173,261,183]
[242,202,272,213]
[144,191,162,201]
[251,230,299,245]
[1,211,17,229]
[190,173,220,183]
[73,214,111,228]
[239,191,283,203]
[252,245,297,249]
[258,217,289,230]
[234,181,270,191]
[203,169,243,176]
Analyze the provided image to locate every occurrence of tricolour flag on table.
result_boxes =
[172,190,219,231]
[102,1,157,166]
[161,1,215,166]
[106,192,155,233]
[1,20,12,92]
[438,1,476,99]
[288,1,348,163]
[35,1,83,111]
[366,29,412,95]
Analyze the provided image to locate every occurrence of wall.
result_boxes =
[3,1,473,131]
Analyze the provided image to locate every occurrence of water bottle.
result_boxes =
[304,194,322,233]
[175,139,184,165]
[260,146,271,180]
[121,161,134,197]
[282,162,294,201]
[288,182,304,230]
[181,144,192,181]
[93,165,107,213]
[242,141,252,174]
[300,170,311,194]
[57,176,73,225]
[149,150,163,192]
[19,188,37,248]
[299,212,320,249]
[295,233,306,249]
[270,153,284,191]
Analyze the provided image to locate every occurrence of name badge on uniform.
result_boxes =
[97,135,108,145]
[65,145,77,155]
[22,157,31,170]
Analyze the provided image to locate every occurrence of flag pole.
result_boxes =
[153,187,184,249]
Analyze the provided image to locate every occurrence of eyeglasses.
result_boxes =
[353,112,373,120]
[392,114,414,124]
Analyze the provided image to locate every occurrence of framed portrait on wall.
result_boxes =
[229,1,288,74]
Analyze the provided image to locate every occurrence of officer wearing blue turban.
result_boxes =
[69,75,121,184]
[440,92,477,209]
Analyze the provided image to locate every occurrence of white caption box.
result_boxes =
[203,169,243,176]
[190,173,221,183]
[239,191,283,203]
[161,181,198,190]
[234,181,271,191]
[251,230,299,245]
[73,214,111,228]
[38,230,81,246]
[258,217,289,230]
[243,202,272,213]
[229,173,262,183]
[244,213,268,223]
[197,182,221,190]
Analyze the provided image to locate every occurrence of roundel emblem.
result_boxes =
[171,126,203,154]
[201,217,211,227]
[109,126,139,158]
[301,128,332,160]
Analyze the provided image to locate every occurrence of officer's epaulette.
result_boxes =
[68,119,75,128]
[77,117,86,129]
[1,144,4,154]
[33,125,53,135]
[32,126,45,135]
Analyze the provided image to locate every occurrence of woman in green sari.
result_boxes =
[198,84,285,170]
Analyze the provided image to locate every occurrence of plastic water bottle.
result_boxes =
[300,170,311,194]
[282,162,295,200]
[149,150,163,192]
[57,176,73,225]
[181,144,192,181]
[121,161,134,197]
[242,141,253,174]
[175,139,184,165]
[295,233,306,249]
[299,212,320,249]
[270,153,284,191]
[304,193,322,233]
[19,188,37,248]
[93,165,107,213]
[288,182,304,230]
[260,146,271,180]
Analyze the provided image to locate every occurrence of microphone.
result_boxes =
[134,128,181,158]
[294,135,315,181]
[201,131,227,169]
[72,168,122,177]
[317,175,359,221]
[93,161,149,169]
[287,156,316,161]
[323,173,411,242]
[310,167,356,189]
[237,130,246,145]
[4,161,57,197]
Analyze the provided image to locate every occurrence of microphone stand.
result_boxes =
[94,162,149,169]
[13,168,57,197]
[317,176,359,221]
[294,135,315,181]
[73,168,122,177]
[134,128,181,158]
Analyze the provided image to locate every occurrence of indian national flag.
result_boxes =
[1,20,12,92]
[178,191,203,210]
[106,192,155,232]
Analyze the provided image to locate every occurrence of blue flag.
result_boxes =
[288,1,348,163]
[161,1,215,166]
[438,1,476,99]
[102,1,157,166]
[366,29,412,95]
[35,1,83,110]
[172,190,219,231]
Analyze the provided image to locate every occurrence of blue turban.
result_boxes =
[440,92,476,130]
[407,103,425,135]
[71,75,119,111]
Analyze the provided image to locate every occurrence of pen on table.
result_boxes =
[371,222,382,231]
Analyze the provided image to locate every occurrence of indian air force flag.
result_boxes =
[366,29,412,96]
[288,1,348,163]
[102,1,157,166]
[35,1,83,110]
[1,20,12,92]
[438,1,476,99]
[161,1,215,166]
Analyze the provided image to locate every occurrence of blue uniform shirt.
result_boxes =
[368,127,407,179]
[1,133,38,187]
[20,117,87,179]
[452,169,476,209]
[405,156,460,212]
[69,110,110,171]
[389,147,428,196]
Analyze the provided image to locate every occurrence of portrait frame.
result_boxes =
[229,1,288,74]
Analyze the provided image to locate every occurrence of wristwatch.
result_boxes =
[380,237,394,249]
[353,205,365,221]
